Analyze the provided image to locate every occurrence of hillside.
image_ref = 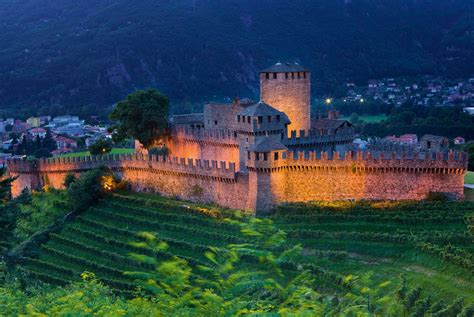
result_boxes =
[17,192,474,308]
[1,0,473,118]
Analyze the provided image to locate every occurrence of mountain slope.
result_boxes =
[0,0,473,117]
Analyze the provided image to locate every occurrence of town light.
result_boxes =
[360,98,365,103]
[325,98,332,104]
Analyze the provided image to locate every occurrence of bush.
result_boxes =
[67,166,111,212]
[88,139,112,155]
[63,173,77,188]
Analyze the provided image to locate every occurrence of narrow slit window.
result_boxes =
[274,152,279,160]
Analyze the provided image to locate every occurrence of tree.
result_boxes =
[0,168,15,203]
[109,89,170,148]
[63,173,77,188]
[67,166,111,212]
[88,138,112,155]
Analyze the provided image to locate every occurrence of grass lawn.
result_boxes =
[56,148,135,158]
[465,171,474,184]
[341,114,388,123]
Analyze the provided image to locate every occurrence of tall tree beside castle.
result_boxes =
[109,89,170,148]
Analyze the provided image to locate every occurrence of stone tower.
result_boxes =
[260,62,311,134]
[235,101,289,170]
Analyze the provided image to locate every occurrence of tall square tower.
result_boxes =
[260,62,311,133]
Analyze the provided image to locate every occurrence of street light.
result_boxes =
[325,98,332,105]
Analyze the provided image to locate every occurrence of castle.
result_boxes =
[7,63,468,212]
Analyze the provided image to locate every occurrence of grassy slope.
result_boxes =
[18,193,474,304]
[56,148,135,158]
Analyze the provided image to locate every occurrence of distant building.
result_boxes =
[27,117,42,128]
[51,115,81,127]
[454,137,465,145]
[55,136,78,150]
[53,123,84,137]
[12,120,31,134]
[384,134,418,145]
[29,127,47,139]
[398,134,418,144]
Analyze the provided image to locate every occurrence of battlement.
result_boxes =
[172,126,239,146]
[248,149,468,173]
[283,129,354,146]
[7,153,237,181]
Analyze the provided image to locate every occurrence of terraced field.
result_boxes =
[18,193,474,304]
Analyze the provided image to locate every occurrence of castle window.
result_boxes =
[214,120,218,125]
[255,153,259,161]
[237,115,240,122]
[276,115,280,122]
[248,152,251,160]
[234,132,237,137]
[292,72,295,79]
[297,72,301,79]
[303,72,307,79]
[265,73,269,79]
[263,153,268,161]
[247,116,251,124]
[273,73,277,79]
[258,116,263,124]
[268,116,272,123]
[285,73,289,79]
[274,152,279,160]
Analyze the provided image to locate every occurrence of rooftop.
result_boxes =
[238,102,289,122]
[248,137,288,152]
[260,62,308,73]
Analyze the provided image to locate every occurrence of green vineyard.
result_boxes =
[17,192,474,307]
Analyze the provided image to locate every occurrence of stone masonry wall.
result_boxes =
[248,151,467,211]
[260,72,311,133]
[7,150,467,213]
[7,154,251,211]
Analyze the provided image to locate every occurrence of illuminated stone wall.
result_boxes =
[260,71,311,134]
[246,150,467,211]
[7,154,251,211]
[7,150,467,213]
[136,128,241,170]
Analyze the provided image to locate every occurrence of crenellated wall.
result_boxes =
[7,154,250,210]
[246,150,467,211]
[137,127,241,170]
[7,149,468,213]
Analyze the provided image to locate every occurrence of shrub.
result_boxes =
[88,138,112,155]
[63,173,77,188]
[67,166,111,212]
